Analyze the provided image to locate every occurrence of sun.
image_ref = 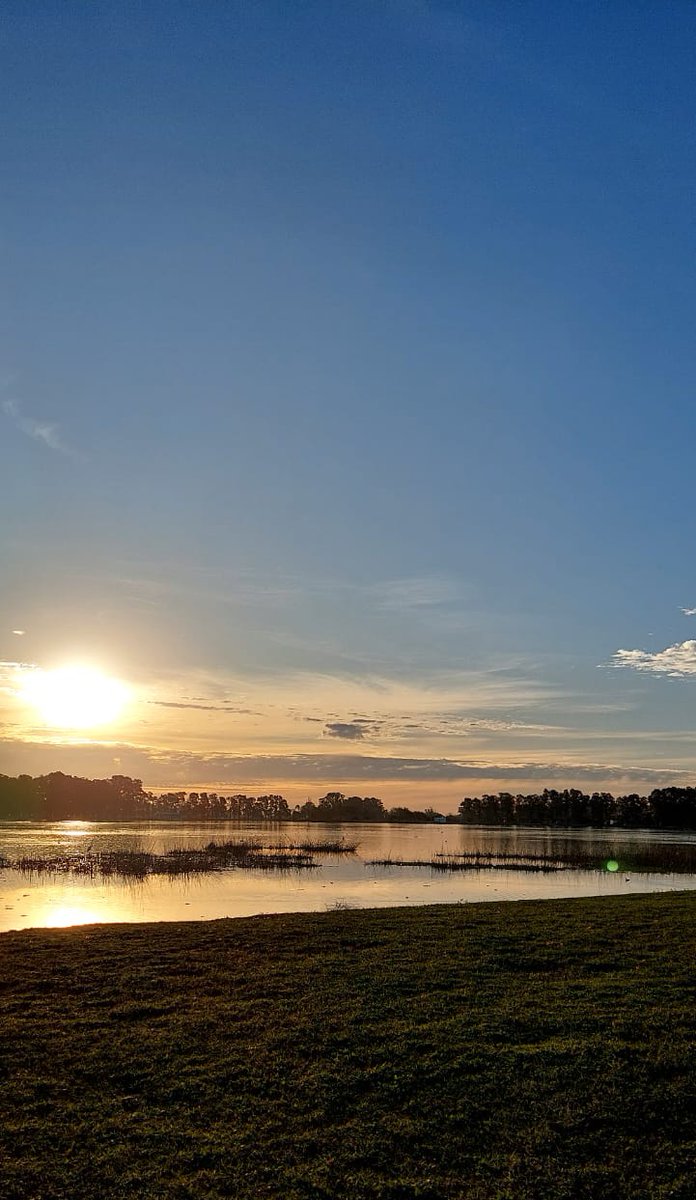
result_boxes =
[20,665,130,730]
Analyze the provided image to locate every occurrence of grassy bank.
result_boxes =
[1,894,695,1199]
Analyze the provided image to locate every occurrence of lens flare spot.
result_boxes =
[606,859,620,873]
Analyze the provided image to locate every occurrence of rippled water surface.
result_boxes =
[1,820,695,931]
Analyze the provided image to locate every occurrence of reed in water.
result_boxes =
[12,839,319,881]
[368,842,696,874]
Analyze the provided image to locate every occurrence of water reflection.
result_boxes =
[59,821,94,838]
[0,878,144,930]
[0,820,695,932]
[45,902,112,929]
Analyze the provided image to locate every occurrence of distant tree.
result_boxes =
[314,793,385,821]
[648,787,696,830]
[0,774,42,820]
[388,806,434,823]
[615,793,648,828]
[296,800,318,820]
[588,792,616,827]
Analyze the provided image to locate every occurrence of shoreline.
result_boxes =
[2,883,696,938]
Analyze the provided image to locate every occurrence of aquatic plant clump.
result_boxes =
[430,854,568,874]
[263,839,359,854]
[13,839,319,882]
[367,843,696,874]
[366,854,570,873]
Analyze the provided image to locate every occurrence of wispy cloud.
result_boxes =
[2,398,73,455]
[370,577,464,612]
[315,711,562,743]
[109,565,469,615]
[150,699,258,714]
[149,664,563,720]
[610,640,696,678]
[681,607,696,616]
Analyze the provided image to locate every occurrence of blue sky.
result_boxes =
[3,1,696,806]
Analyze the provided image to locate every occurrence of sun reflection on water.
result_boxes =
[45,902,106,928]
[4,883,146,931]
[59,823,93,839]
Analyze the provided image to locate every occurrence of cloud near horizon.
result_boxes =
[0,737,686,790]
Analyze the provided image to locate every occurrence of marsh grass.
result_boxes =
[551,840,696,873]
[368,853,570,873]
[12,839,696,885]
[0,893,695,1199]
[369,842,696,874]
[13,839,318,882]
[431,852,567,873]
[264,838,359,854]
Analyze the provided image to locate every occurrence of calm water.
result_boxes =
[1,820,695,932]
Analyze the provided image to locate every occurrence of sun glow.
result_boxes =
[20,665,130,730]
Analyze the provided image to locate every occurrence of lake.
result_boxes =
[1,820,695,932]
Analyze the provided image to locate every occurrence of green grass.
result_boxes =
[1,893,695,1199]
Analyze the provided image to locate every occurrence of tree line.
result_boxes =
[457,787,696,830]
[0,775,439,823]
[2,774,696,829]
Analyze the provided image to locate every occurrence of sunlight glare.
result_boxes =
[20,665,130,730]
[44,903,105,929]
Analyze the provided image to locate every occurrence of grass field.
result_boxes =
[1,892,694,1199]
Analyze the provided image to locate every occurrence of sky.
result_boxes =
[3,1,696,810]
